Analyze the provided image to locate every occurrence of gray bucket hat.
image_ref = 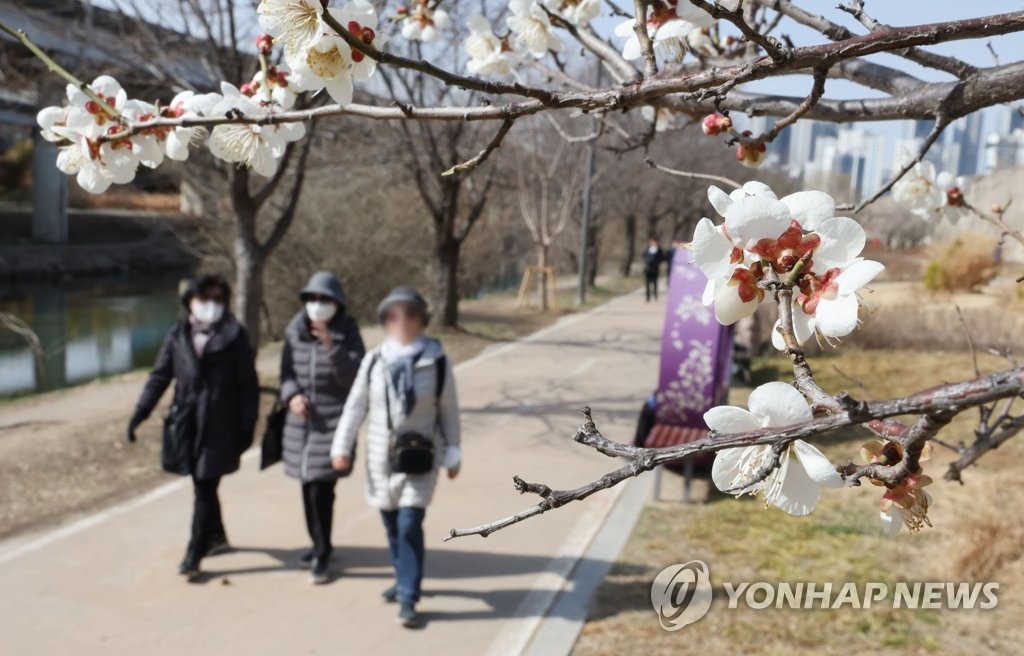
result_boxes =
[300,271,346,308]
[377,286,430,325]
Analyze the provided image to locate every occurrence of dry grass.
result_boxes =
[575,349,1024,656]
[922,234,1000,292]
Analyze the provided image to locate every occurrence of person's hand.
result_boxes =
[127,415,143,443]
[447,466,460,480]
[310,321,333,351]
[288,394,309,419]
[332,456,351,472]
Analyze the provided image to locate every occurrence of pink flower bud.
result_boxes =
[736,132,766,168]
[255,34,274,55]
[702,113,732,136]
[992,202,1004,214]
[240,82,257,96]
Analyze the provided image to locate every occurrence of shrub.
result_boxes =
[921,233,1000,292]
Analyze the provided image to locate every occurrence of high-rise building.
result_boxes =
[788,120,838,171]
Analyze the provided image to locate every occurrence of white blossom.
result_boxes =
[289,31,355,105]
[892,159,945,219]
[709,382,842,516]
[507,0,564,59]
[257,0,326,66]
[463,16,516,77]
[401,4,450,42]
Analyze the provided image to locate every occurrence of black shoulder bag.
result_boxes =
[382,354,447,476]
[162,323,204,475]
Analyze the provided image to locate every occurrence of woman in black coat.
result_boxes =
[128,274,260,580]
[280,271,364,583]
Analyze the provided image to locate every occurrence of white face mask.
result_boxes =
[190,299,224,324]
[306,301,337,323]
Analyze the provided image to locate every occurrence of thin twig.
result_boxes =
[441,119,514,177]
[644,159,742,189]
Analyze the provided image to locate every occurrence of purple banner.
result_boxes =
[654,248,733,428]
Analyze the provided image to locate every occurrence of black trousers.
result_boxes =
[302,480,337,560]
[644,271,659,301]
[188,477,226,557]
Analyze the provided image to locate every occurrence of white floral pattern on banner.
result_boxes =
[657,338,715,423]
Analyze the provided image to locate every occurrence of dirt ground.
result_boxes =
[0,276,638,540]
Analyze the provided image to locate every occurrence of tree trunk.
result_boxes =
[434,237,461,328]
[621,214,636,276]
[538,244,549,311]
[233,236,264,348]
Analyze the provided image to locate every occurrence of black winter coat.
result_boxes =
[643,247,664,275]
[133,314,260,480]
[280,310,365,482]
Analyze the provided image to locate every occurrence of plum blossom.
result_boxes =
[289,30,355,104]
[243,66,298,109]
[861,440,934,535]
[614,0,714,61]
[257,0,326,66]
[701,112,732,136]
[335,0,388,80]
[709,382,842,516]
[935,171,970,221]
[206,82,306,177]
[692,182,884,337]
[507,0,564,58]
[736,137,766,168]
[463,15,516,77]
[544,0,601,26]
[399,1,450,42]
[892,159,945,219]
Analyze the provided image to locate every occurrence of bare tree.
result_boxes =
[516,138,582,309]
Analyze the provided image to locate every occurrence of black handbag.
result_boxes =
[162,324,203,475]
[380,353,447,475]
[260,396,287,470]
[162,400,198,475]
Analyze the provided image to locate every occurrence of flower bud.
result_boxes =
[255,33,274,56]
[992,202,1004,214]
[736,132,766,168]
[702,113,732,136]
[240,81,257,96]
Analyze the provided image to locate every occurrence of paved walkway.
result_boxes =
[0,291,662,656]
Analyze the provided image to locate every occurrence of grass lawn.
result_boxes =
[574,348,1024,656]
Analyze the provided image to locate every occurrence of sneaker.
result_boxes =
[178,552,201,581]
[381,584,398,603]
[397,601,418,628]
[299,549,314,564]
[310,557,329,584]
[206,536,232,557]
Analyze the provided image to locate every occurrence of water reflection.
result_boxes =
[0,278,182,396]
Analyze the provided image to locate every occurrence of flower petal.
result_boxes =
[692,217,733,279]
[813,217,866,270]
[767,449,822,516]
[781,190,834,231]
[792,440,842,487]
[713,284,758,325]
[837,259,884,295]
[704,406,761,434]
[724,195,791,249]
[711,444,770,494]
[747,381,811,427]
[814,293,860,337]
[880,507,903,536]
[707,185,732,217]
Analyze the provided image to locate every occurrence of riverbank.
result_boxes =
[0,209,197,281]
[0,275,640,540]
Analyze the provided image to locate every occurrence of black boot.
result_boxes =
[310,557,329,584]
[178,551,201,581]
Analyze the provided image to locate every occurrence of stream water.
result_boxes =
[0,276,183,396]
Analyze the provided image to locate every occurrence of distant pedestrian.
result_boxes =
[643,238,665,302]
[331,286,461,628]
[666,239,681,287]
[280,272,365,584]
[127,274,259,580]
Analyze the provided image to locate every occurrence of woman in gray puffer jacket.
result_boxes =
[280,271,365,583]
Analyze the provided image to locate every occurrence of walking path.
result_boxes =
[0,290,663,656]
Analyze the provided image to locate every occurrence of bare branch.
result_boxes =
[442,119,514,177]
